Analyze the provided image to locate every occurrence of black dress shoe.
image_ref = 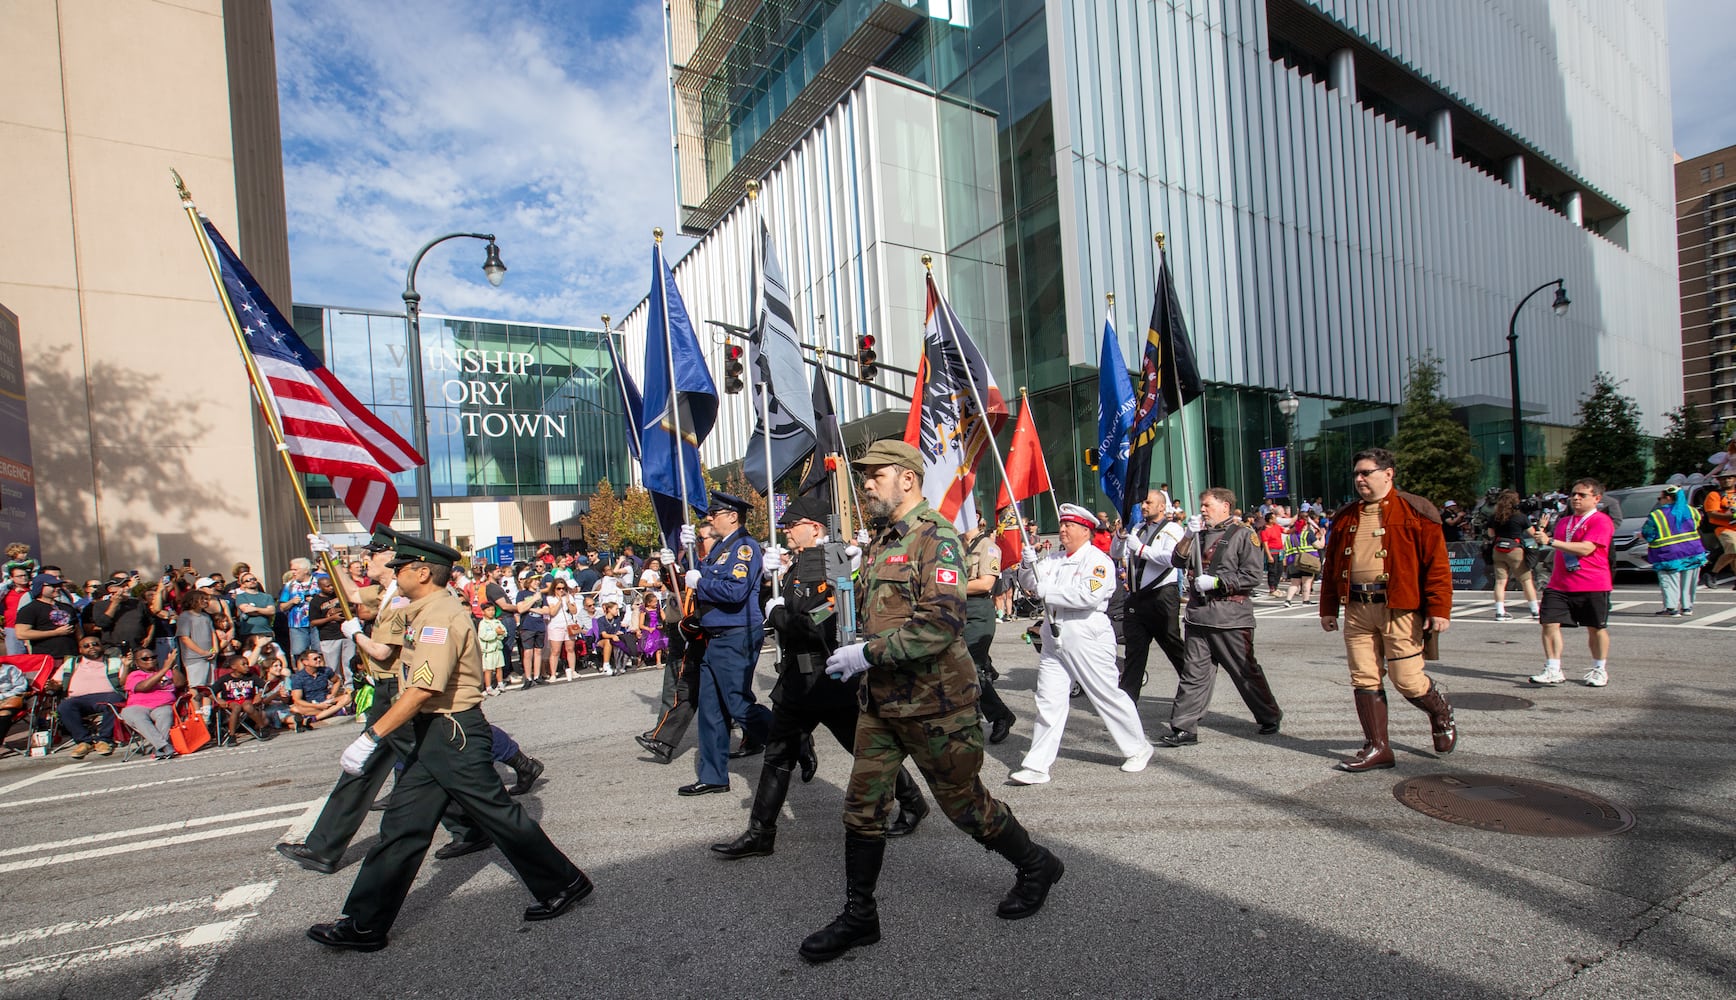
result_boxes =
[276,841,337,875]
[678,781,731,796]
[307,917,387,952]
[728,737,765,759]
[797,733,818,783]
[635,734,674,763]
[1155,730,1198,748]
[524,871,594,921]
[1258,721,1282,735]
[989,715,1014,745]
[433,837,492,860]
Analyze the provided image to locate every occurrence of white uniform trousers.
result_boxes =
[1020,613,1149,775]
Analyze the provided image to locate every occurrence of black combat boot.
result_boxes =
[885,768,929,838]
[506,750,545,796]
[798,833,885,963]
[711,763,791,860]
[979,812,1064,920]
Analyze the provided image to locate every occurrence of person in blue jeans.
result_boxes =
[279,559,321,656]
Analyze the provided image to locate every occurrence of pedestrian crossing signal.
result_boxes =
[724,341,744,394]
[856,334,878,382]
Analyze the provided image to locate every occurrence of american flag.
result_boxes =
[201,217,421,529]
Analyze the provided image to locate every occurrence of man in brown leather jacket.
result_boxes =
[1319,447,1457,772]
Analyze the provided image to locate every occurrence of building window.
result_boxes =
[1718,162,1728,179]
[1704,167,1714,183]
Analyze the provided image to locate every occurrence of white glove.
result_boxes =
[307,533,334,555]
[845,545,862,572]
[339,732,378,776]
[659,548,676,565]
[1125,536,1145,558]
[1021,545,1037,564]
[1187,515,1203,531]
[679,524,697,547]
[763,595,785,621]
[826,641,871,681]
[1193,573,1220,593]
[855,529,871,546]
[339,618,364,639]
[685,569,702,589]
[763,543,787,569]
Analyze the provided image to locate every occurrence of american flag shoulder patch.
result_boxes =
[418,625,448,645]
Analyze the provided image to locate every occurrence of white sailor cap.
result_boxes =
[1058,503,1098,529]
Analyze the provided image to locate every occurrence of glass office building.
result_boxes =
[291,305,632,506]
[625,0,1676,521]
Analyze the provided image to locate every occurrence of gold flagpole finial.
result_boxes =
[1155,232,1166,252]
[1019,385,1028,397]
[171,169,193,207]
[1106,292,1115,308]
[920,254,933,271]
[745,179,760,200]
[654,227,664,244]
[600,313,611,330]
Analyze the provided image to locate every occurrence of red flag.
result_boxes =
[994,401,1050,568]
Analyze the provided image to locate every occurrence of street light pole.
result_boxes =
[1505,278,1571,494]
[402,232,507,539]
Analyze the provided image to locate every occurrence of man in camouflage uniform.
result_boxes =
[798,440,1064,964]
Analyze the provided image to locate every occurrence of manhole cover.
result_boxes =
[1393,774,1634,837]
[1451,693,1535,711]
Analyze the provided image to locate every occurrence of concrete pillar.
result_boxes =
[1565,190,1584,226]
[1505,155,1526,191]
[1429,109,1453,149]
[1329,48,1356,94]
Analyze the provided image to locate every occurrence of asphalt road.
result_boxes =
[3,583,1733,999]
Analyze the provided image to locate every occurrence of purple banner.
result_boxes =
[1260,447,1288,499]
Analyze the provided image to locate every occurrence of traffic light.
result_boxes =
[856,334,878,381]
[723,340,744,394]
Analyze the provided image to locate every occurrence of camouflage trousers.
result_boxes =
[843,706,1009,841]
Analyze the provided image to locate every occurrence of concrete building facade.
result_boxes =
[1677,145,1736,426]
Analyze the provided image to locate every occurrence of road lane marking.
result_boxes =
[0,819,295,875]
[0,881,275,948]
[0,769,250,811]
[0,800,319,859]
[279,795,330,843]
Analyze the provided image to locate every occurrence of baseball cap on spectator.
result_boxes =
[29,573,62,597]
[196,577,216,589]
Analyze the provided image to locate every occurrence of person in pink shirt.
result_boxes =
[122,649,185,760]
[1527,478,1615,688]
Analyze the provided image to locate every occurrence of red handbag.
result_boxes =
[169,698,211,754]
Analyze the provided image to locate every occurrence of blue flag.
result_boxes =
[1096,315,1135,516]
[641,242,716,513]
[600,326,643,462]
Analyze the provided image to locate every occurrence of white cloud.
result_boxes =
[274,0,688,325]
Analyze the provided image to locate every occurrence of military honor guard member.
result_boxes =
[1158,488,1285,747]
[1319,448,1458,772]
[1008,503,1152,785]
[960,520,1017,743]
[306,534,591,952]
[1119,488,1188,700]
[799,440,1063,964]
[676,492,774,795]
[711,494,929,860]
[277,530,543,875]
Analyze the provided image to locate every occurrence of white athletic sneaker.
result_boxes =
[1008,768,1051,785]
[1582,666,1608,687]
[1121,745,1154,773]
[1529,665,1566,685]
[564,668,579,681]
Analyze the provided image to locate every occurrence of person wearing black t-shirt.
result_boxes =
[15,575,80,658]
[1485,490,1539,621]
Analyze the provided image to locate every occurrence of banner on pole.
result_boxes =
[1260,447,1289,499]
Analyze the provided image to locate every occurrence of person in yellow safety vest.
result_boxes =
[1280,511,1325,607]
[1642,485,1708,618]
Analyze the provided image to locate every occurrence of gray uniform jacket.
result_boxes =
[1181,520,1266,630]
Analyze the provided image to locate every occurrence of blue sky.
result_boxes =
[275,1,1735,327]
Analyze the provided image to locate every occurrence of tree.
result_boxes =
[615,487,663,551]
[580,478,621,551]
[1388,354,1479,505]
[1559,372,1647,489]
[723,470,771,540]
[1652,401,1719,479]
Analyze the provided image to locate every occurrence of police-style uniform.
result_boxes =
[798,440,1062,966]
[961,528,1015,741]
[687,492,774,791]
[712,495,927,859]
[1013,505,1150,782]
[316,536,588,946]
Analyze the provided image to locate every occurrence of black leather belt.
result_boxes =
[1348,582,1387,604]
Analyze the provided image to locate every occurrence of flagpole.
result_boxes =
[747,181,780,561]
[922,255,1016,533]
[1159,232,1200,511]
[655,229,698,572]
[172,170,353,619]
[1019,385,1063,523]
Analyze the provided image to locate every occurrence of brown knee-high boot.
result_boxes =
[1404,681,1458,754]
[1335,688,1395,772]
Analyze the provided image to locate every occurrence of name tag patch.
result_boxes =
[418,626,448,645]
[885,554,909,565]
[936,568,959,585]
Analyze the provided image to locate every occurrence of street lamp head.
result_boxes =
[1277,387,1300,418]
[482,241,507,287]
[1551,284,1570,317]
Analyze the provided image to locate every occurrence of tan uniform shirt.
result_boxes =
[966,533,1001,592]
[398,589,485,714]
[1349,502,1386,583]
[357,584,410,680]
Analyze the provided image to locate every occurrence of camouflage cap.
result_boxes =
[851,439,924,476]
[385,533,464,568]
